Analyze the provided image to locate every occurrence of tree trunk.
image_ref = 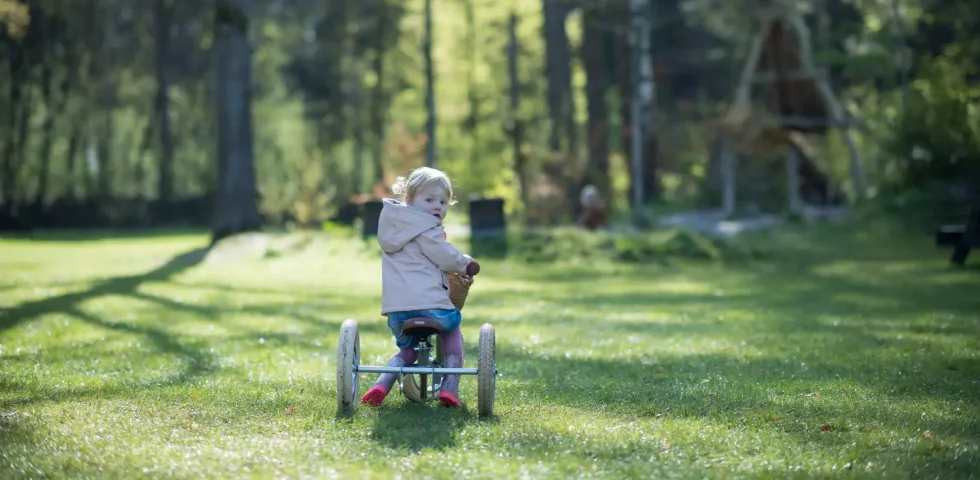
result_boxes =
[211,0,262,244]
[581,8,611,201]
[50,28,80,202]
[95,119,114,199]
[96,5,119,200]
[1,73,21,207]
[36,54,56,206]
[352,73,364,194]
[507,12,531,216]
[889,0,909,113]
[612,5,655,212]
[66,119,83,199]
[64,37,88,201]
[542,0,577,219]
[612,7,633,208]
[423,0,436,167]
[14,68,33,207]
[369,5,389,189]
[638,0,658,204]
[627,0,657,224]
[464,0,479,169]
[370,47,386,188]
[542,0,571,154]
[156,0,176,201]
[348,0,364,194]
[137,109,157,199]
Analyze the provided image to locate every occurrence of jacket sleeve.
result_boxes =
[416,226,472,273]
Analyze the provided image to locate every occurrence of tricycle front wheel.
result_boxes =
[337,319,360,414]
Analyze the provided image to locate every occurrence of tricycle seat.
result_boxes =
[401,317,443,337]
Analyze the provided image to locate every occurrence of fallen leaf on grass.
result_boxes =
[813,392,821,398]
[188,395,197,401]
[187,422,199,430]
[921,431,932,439]
[820,424,833,432]
[284,405,298,416]
[660,440,670,450]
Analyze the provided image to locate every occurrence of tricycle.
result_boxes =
[336,264,497,418]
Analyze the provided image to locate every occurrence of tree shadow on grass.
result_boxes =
[1,264,392,413]
[0,246,210,332]
[0,246,217,408]
[122,285,389,342]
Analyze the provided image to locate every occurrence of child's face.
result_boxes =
[409,185,449,220]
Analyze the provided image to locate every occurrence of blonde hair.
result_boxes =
[391,167,456,205]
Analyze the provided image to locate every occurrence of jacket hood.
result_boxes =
[377,198,441,253]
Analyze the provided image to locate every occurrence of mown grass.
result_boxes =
[1,223,978,479]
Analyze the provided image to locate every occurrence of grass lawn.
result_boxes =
[1,224,978,479]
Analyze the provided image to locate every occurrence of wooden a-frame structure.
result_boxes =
[716,5,868,217]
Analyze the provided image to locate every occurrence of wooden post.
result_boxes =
[722,18,767,218]
[786,147,801,215]
[733,28,767,109]
[720,134,736,218]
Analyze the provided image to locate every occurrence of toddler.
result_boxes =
[360,167,478,408]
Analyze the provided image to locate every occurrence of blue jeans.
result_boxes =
[386,309,462,349]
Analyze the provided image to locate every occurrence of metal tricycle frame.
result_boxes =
[336,318,497,418]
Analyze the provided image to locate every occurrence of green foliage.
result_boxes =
[0,0,29,39]
[858,181,958,229]
[880,57,980,188]
[4,0,980,232]
[492,228,727,264]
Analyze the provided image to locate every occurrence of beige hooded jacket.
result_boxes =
[377,198,473,315]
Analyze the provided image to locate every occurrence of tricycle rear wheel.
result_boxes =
[477,323,496,418]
